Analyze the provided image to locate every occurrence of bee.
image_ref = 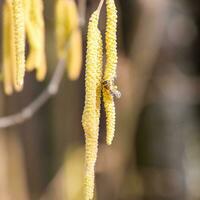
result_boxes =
[102,80,121,99]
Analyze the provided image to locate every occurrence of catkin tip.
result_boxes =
[5,85,13,96]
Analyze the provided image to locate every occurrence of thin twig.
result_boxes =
[97,0,104,12]
[0,59,65,128]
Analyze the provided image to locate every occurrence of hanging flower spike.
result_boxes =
[103,0,119,145]
[56,0,69,58]
[66,29,82,80]
[96,30,103,128]
[2,1,13,95]
[82,11,99,200]
[64,0,82,80]
[12,0,25,88]
[84,29,103,200]
[104,0,118,81]
[26,0,47,81]
[56,0,82,80]
[82,1,104,197]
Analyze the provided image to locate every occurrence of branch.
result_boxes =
[0,59,66,128]
[78,0,86,27]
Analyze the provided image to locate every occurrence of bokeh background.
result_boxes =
[1,0,200,199]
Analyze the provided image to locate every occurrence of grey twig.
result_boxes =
[0,59,66,128]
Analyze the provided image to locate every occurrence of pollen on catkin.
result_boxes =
[103,0,118,145]
[82,9,103,200]
[26,0,47,81]
[12,0,25,87]
[55,0,82,80]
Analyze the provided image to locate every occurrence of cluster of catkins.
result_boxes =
[1,0,82,95]
[2,0,119,199]
[82,0,120,199]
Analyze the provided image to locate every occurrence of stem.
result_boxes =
[97,0,104,12]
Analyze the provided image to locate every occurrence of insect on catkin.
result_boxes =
[55,0,82,80]
[103,85,116,145]
[12,0,25,87]
[103,0,119,145]
[82,2,103,198]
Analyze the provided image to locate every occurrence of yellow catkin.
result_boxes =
[55,0,69,58]
[103,0,118,145]
[26,0,46,81]
[82,9,103,200]
[103,88,115,145]
[12,0,25,87]
[2,1,13,95]
[104,0,118,81]
[56,0,82,80]
[96,31,103,126]
[66,29,82,80]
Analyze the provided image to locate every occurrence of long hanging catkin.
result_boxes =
[12,0,25,87]
[82,4,103,199]
[103,0,119,145]
[55,0,82,80]
[2,1,13,95]
[3,0,23,94]
[104,0,117,81]
[66,29,82,80]
[26,0,46,81]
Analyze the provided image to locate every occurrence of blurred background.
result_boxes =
[1,0,200,199]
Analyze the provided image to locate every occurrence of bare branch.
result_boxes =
[0,59,65,128]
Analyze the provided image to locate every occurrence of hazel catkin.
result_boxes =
[103,0,118,145]
[82,9,103,200]
[55,0,82,80]
[2,1,13,95]
[104,0,118,81]
[26,0,47,81]
[12,0,25,87]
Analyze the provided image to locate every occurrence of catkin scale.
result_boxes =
[82,10,102,200]
[103,0,118,145]
[12,0,25,87]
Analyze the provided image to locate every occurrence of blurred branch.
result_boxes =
[78,0,86,27]
[0,59,65,128]
[128,0,170,133]
[118,0,171,163]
